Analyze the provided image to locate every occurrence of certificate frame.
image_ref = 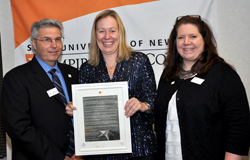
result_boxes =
[72,81,131,156]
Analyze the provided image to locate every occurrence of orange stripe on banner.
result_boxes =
[11,0,158,48]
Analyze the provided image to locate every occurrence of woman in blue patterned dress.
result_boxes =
[66,9,157,160]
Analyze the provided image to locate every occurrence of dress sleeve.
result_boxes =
[79,62,88,84]
[138,53,157,123]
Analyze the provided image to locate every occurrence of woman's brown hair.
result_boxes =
[163,15,226,81]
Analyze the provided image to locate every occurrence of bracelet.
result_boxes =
[144,102,152,114]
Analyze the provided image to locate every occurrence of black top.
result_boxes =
[155,62,250,160]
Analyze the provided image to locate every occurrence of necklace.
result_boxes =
[106,62,117,80]
[179,69,196,79]
[107,62,116,72]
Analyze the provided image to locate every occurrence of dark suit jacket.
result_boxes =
[1,58,78,160]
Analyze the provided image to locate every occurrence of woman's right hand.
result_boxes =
[65,101,77,117]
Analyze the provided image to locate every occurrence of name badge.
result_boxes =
[47,87,59,97]
[191,77,205,85]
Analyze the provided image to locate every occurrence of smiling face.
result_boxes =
[96,16,120,57]
[176,23,204,69]
[31,27,63,67]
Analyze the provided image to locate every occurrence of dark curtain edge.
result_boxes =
[0,32,7,158]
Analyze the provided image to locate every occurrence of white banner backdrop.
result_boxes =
[14,0,217,84]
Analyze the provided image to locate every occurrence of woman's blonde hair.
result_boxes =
[88,9,134,66]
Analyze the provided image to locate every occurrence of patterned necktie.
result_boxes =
[49,69,75,157]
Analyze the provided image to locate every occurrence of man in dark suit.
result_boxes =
[1,18,80,160]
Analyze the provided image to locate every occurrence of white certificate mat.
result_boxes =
[72,81,131,156]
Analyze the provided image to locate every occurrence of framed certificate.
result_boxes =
[72,81,131,156]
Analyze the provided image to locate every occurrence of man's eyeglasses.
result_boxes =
[34,37,64,45]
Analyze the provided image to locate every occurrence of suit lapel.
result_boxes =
[30,58,64,105]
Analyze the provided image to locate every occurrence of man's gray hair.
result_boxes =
[30,18,64,39]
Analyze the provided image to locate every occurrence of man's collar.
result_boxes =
[35,55,59,73]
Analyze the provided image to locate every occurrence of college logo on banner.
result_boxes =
[11,0,216,83]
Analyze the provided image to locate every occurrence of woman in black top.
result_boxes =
[155,15,250,160]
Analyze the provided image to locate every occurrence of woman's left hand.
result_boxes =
[124,97,149,117]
